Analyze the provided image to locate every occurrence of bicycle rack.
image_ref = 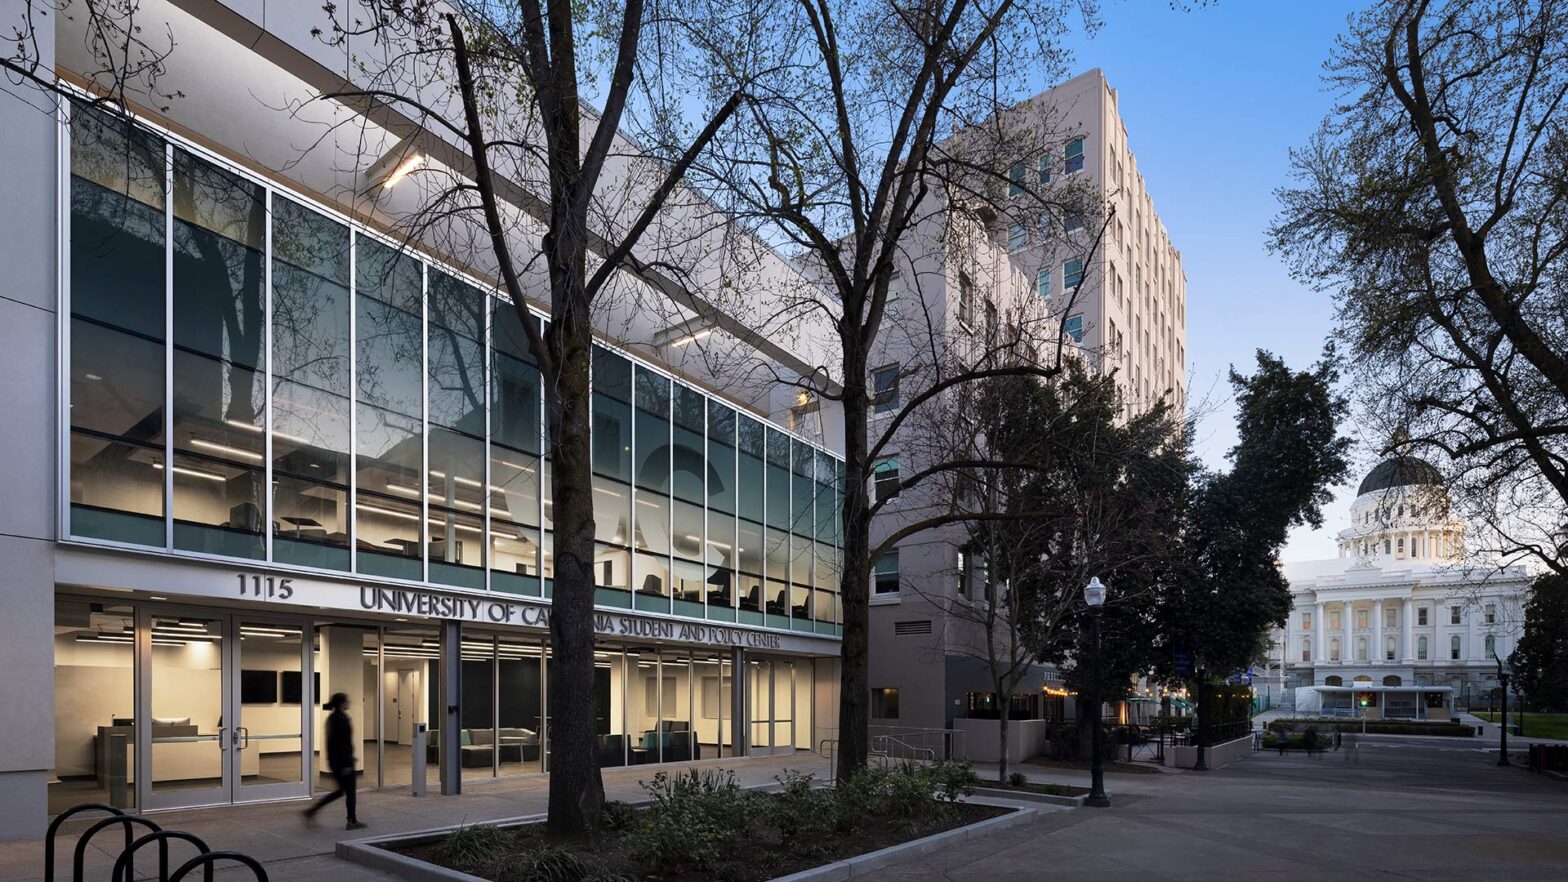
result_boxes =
[111,830,214,882]
[73,815,162,882]
[45,803,126,882]
[46,799,265,882]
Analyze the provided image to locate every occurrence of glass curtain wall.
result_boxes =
[170,149,267,558]
[271,196,352,570]
[354,237,425,580]
[706,404,738,621]
[51,600,139,814]
[64,101,842,634]
[427,270,487,588]
[490,302,544,595]
[67,104,167,546]
[633,370,671,612]
[592,349,634,606]
[736,417,766,626]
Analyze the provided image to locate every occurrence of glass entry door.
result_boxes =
[140,611,311,810]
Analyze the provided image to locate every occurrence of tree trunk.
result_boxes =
[997,701,1011,783]
[836,342,871,780]
[541,283,605,838]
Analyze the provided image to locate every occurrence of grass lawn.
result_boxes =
[1473,712,1568,740]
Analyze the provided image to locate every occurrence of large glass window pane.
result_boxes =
[595,543,632,607]
[634,370,670,492]
[357,405,423,580]
[271,198,351,569]
[791,533,813,631]
[594,475,631,545]
[492,302,541,454]
[355,282,423,416]
[460,635,497,781]
[496,635,543,775]
[592,348,632,483]
[660,651,697,762]
[148,613,224,795]
[69,103,167,545]
[705,510,736,620]
[737,416,764,523]
[737,519,764,624]
[673,385,704,504]
[491,521,542,596]
[693,652,732,758]
[52,600,138,812]
[634,490,670,557]
[379,624,440,789]
[673,558,706,619]
[170,149,266,558]
[765,429,791,530]
[427,270,485,436]
[634,550,670,612]
[707,404,736,515]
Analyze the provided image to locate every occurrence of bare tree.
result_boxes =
[675,0,1121,775]
[1271,0,1568,575]
[289,0,770,836]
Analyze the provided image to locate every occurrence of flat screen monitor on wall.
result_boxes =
[279,671,320,705]
[240,669,278,704]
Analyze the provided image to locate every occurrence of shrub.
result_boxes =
[438,823,512,870]
[931,760,979,805]
[1006,771,1029,788]
[492,846,630,882]
[626,769,756,871]
[599,800,639,833]
[769,769,832,845]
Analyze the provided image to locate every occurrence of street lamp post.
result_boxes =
[1493,649,1510,767]
[1084,577,1110,808]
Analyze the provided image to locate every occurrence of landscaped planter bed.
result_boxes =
[351,764,1017,882]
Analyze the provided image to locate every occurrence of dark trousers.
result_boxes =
[311,767,357,821]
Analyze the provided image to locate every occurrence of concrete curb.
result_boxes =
[337,800,1040,882]
[971,786,1087,807]
[766,804,1040,882]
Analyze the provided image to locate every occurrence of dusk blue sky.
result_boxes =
[1055,0,1370,562]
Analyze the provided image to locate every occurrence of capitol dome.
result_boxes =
[1338,455,1461,562]
[1356,456,1444,497]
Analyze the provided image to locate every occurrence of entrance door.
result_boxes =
[141,611,311,810]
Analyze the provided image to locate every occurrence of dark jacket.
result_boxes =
[326,708,355,772]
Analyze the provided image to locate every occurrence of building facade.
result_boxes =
[0,0,845,839]
[1267,457,1530,717]
[865,69,1189,737]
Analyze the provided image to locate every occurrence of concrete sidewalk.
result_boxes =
[871,736,1568,881]
[3,753,835,881]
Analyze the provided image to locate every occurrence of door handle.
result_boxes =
[218,726,228,750]
[237,727,250,750]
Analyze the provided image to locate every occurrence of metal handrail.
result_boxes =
[872,734,937,762]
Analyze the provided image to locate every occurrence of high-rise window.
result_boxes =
[1064,314,1085,343]
[1008,224,1026,253]
[1064,258,1084,289]
[1036,268,1051,298]
[1065,137,1085,173]
[1485,603,1496,625]
[871,365,900,413]
[1418,636,1428,660]
[873,457,901,502]
[1450,635,1462,660]
[1037,154,1052,184]
[592,348,634,605]
[1418,607,1428,626]
[1064,211,1084,232]
[1008,162,1026,196]
[958,272,974,326]
[490,301,544,595]
[1450,606,1461,625]
[874,551,900,594]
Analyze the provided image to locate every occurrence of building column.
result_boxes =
[440,619,463,796]
[1468,605,1483,661]
[1343,600,1353,664]
[1402,598,1415,663]
[1315,600,1326,665]
[1373,599,1384,665]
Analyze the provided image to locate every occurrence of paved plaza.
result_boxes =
[9,736,1568,881]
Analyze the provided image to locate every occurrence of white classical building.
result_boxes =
[1265,457,1531,718]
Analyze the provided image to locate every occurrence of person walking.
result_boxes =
[305,692,366,830]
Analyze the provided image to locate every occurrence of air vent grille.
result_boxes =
[893,620,933,636]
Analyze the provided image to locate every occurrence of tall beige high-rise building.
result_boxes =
[1005,68,1188,415]
[863,69,1191,743]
